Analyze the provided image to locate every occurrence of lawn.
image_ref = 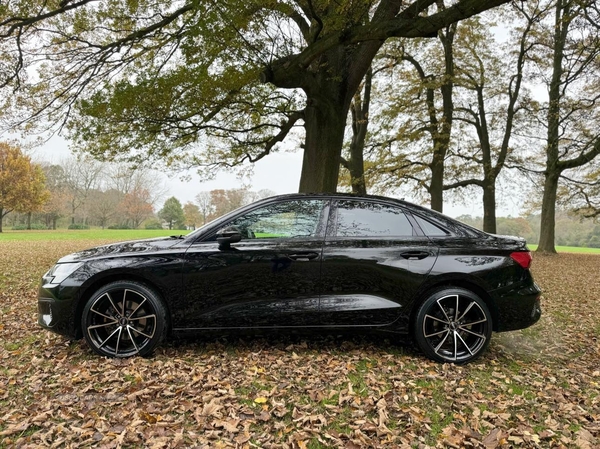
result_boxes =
[0,228,185,241]
[0,238,599,448]
[527,243,600,254]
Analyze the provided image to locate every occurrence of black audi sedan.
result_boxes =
[38,193,541,363]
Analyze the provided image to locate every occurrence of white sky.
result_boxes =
[30,133,513,218]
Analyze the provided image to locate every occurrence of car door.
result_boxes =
[174,198,329,330]
[319,198,438,328]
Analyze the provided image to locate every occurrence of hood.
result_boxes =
[57,237,184,263]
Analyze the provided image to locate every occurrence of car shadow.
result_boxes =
[163,330,418,358]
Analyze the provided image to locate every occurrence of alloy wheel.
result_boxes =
[416,290,491,363]
[83,282,165,357]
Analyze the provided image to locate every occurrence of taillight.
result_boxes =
[510,251,532,269]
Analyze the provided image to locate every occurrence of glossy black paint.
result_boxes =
[38,193,541,351]
[178,238,325,328]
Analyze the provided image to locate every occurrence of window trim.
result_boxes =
[327,198,420,239]
[411,213,452,237]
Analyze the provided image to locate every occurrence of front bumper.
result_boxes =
[38,282,79,339]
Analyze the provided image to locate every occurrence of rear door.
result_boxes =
[319,198,438,329]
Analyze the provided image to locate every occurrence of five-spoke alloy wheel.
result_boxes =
[82,281,167,357]
[414,288,492,363]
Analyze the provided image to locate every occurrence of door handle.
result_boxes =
[400,251,430,260]
[288,252,319,261]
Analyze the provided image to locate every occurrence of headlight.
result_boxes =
[46,262,83,285]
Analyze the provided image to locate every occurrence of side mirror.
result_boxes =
[216,226,242,248]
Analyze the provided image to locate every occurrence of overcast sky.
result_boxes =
[29,133,523,219]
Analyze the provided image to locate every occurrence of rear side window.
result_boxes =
[334,200,414,237]
[414,215,449,236]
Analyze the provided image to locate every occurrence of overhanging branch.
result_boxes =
[261,0,511,88]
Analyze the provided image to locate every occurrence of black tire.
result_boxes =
[414,287,492,363]
[81,281,167,358]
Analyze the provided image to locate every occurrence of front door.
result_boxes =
[174,198,329,330]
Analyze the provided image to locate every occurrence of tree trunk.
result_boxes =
[299,99,347,193]
[0,208,3,233]
[27,212,32,230]
[347,150,366,195]
[430,24,456,214]
[537,1,565,254]
[482,182,497,234]
[346,67,372,195]
[52,217,57,230]
[537,171,559,253]
[430,155,444,212]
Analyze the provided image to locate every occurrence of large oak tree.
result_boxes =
[0,0,511,193]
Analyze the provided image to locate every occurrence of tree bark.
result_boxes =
[27,212,31,230]
[0,207,3,233]
[430,155,445,212]
[347,147,367,195]
[482,182,497,234]
[537,171,559,253]
[345,67,372,195]
[299,98,348,193]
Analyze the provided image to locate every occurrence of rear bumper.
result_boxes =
[492,281,542,332]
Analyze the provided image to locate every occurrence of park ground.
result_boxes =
[0,231,599,448]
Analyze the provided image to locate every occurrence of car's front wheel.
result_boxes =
[414,287,492,363]
[82,281,167,357]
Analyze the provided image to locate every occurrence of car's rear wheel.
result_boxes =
[82,281,167,358]
[414,287,492,363]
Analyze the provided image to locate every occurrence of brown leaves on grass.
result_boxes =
[0,241,599,448]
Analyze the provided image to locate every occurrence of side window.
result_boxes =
[218,199,326,240]
[413,215,449,236]
[334,200,414,237]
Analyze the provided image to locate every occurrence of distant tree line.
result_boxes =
[1,148,276,232]
[457,212,600,248]
[1,152,166,231]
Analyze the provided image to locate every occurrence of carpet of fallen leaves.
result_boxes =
[0,240,599,449]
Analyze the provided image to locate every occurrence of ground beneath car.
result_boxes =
[0,240,598,448]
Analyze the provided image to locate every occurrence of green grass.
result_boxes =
[527,244,600,254]
[0,228,184,241]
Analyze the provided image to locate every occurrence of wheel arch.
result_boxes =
[74,272,172,339]
[408,278,499,336]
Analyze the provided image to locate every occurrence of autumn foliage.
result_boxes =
[0,142,49,232]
